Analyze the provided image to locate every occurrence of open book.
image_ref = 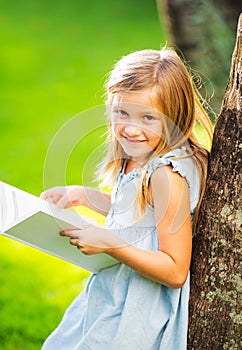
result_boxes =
[0,181,118,273]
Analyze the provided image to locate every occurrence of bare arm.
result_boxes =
[40,185,111,216]
[105,166,192,288]
[63,166,192,288]
[80,187,111,216]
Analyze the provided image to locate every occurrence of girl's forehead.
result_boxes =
[112,87,163,113]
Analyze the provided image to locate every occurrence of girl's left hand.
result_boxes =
[60,224,124,256]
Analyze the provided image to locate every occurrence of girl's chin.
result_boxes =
[123,152,151,164]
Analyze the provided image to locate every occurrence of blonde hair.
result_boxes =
[100,48,213,226]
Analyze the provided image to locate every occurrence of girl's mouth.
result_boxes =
[123,136,146,144]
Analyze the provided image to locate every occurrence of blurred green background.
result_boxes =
[2,0,235,347]
[0,0,167,348]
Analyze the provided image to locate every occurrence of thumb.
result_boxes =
[40,192,47,200]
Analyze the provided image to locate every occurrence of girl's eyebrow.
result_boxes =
[112,101,162,117]
[142,108,162,117]
[112,105,128,112]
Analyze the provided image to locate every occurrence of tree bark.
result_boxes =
[157,0,241,115]
[187,13,242,350]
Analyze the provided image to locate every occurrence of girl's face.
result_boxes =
[111,88,163,164]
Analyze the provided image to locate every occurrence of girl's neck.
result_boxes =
[124,158,145,174]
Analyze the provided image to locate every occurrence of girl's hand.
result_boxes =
[40,186,85,208]
[40,186,111,216]
[60,224,125,256]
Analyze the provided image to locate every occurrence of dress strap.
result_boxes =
[146,148,201,214]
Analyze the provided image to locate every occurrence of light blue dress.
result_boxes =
[42,147,200,350]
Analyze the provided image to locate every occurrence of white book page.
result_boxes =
[0,181,118,273]
[0,181,41,232]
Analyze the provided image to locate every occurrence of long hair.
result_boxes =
[99,48,213,226]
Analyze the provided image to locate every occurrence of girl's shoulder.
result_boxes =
[147,147,196,184]
[147,147,200,211]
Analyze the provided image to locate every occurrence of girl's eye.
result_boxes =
[143,115,154,121]
[113,109,128,118]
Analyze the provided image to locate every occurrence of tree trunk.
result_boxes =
[187,14,241,350]
[157,0,241,115]
[157,3,241,347]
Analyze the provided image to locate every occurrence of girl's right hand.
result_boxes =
[40,186,85,209]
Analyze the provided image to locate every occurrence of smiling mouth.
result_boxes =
[123,136,146,144]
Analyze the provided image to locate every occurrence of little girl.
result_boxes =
[41,48,213,349]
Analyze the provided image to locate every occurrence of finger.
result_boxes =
[40,190,60,200]
[60,229,81,237]
[75,243,88,255]
[69,238,80,246]
[40,190,62,204]
[81,223,93,230]
[56,194,72,209]
[40,192,47,200]
[69,239,87,255]
[78,247,88,255]
[60,229,73,237]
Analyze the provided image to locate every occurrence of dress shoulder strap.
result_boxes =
[146,147,201,214]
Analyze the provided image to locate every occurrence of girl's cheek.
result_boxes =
[112,123,123,138]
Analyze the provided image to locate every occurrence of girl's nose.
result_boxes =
[124,123,142,136]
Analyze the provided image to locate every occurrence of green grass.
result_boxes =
[0,0,167,348]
